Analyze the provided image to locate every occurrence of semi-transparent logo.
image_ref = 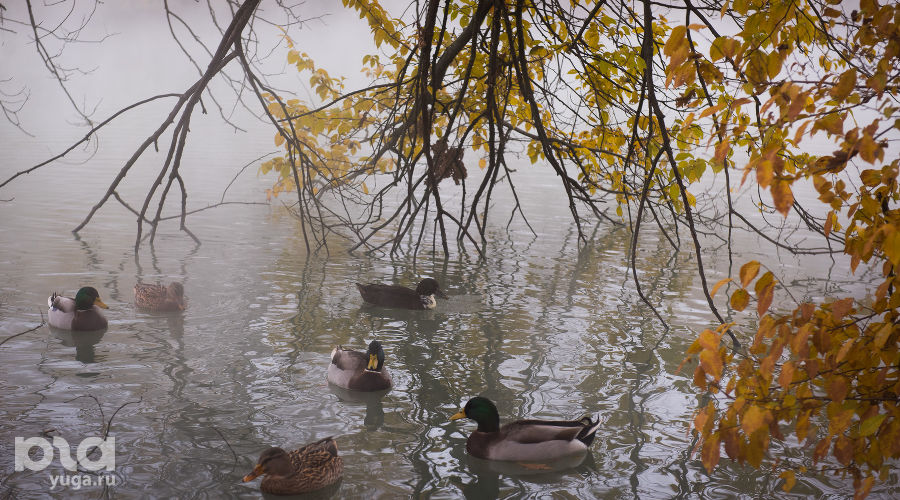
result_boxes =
[14,436,115,472]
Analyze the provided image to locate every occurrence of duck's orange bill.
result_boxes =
[449,410,466,421]
[94,298,109,309]
[367,354,378,370]
[242,464,263,482]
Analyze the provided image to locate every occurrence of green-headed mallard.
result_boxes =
[327,340,392,392]
[47,287,109,331]
[450,396,600,461]
[243,437,343,495]
[134,282,185,311]
[356,278,448,310]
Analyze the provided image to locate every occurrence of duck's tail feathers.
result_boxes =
[576,414,602,447]
[48,292,59,309]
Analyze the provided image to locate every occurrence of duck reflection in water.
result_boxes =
[50,326,106,363]
[327,385,390,430]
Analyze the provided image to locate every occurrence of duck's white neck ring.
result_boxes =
[421,294,437,309]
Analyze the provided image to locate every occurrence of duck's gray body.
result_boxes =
[48,293,108,331]
[327,344,392,392]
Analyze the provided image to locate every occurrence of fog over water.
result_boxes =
[0,2,894,498]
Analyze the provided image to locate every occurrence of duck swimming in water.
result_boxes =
[327,340,392,392]
[356,278,448,310]
[450,396,601,461]
[47,286,109,331]
[134,282,185,311]
[243,438,343,495]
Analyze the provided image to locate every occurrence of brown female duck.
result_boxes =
[243,437,343,495]
[134,282,185,311]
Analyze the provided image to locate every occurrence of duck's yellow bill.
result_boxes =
[449,410,466,421]
[94,298,109,309]
[242,464,263,482]
[367,353,378,370]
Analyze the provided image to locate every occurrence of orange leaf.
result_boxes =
[714,141,731,165]
[756,160,774,188]
[856,476,875,500]
[722,428,739,459]
[835,339,854,363]
[741,405,768,435]
[778,361,795,389]
[831,298,854,322]
[772,180,794,216]
[827,377,849,403]
[701,433,721,472]
[833,435,853,466]
[797,410,811,443]
[739,261,760,288]
[757,280,775,316]
[712,277,731,297]
[700,349,724,381]
[698,329,721,351]
[824,210,834,238]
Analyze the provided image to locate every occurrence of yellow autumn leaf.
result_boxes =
[739,261,760,288]
[731,288,750,311]
[830,69,857,100]
[859,414,886,437]
[741,405,768,435]
[780,470,796,492]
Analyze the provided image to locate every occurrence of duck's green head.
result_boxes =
[366,340,385,371]
[75,287,108,311]
[450,396,500,432]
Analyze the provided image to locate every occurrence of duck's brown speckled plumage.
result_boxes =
[134,282,185,311]
[243,438,343,495]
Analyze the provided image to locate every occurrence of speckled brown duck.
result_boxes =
[134,282,185,311]
[243,437,343,495]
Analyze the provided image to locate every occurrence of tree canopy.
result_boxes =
[261,1,900,496]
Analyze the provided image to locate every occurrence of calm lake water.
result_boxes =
[0,3,895,499]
